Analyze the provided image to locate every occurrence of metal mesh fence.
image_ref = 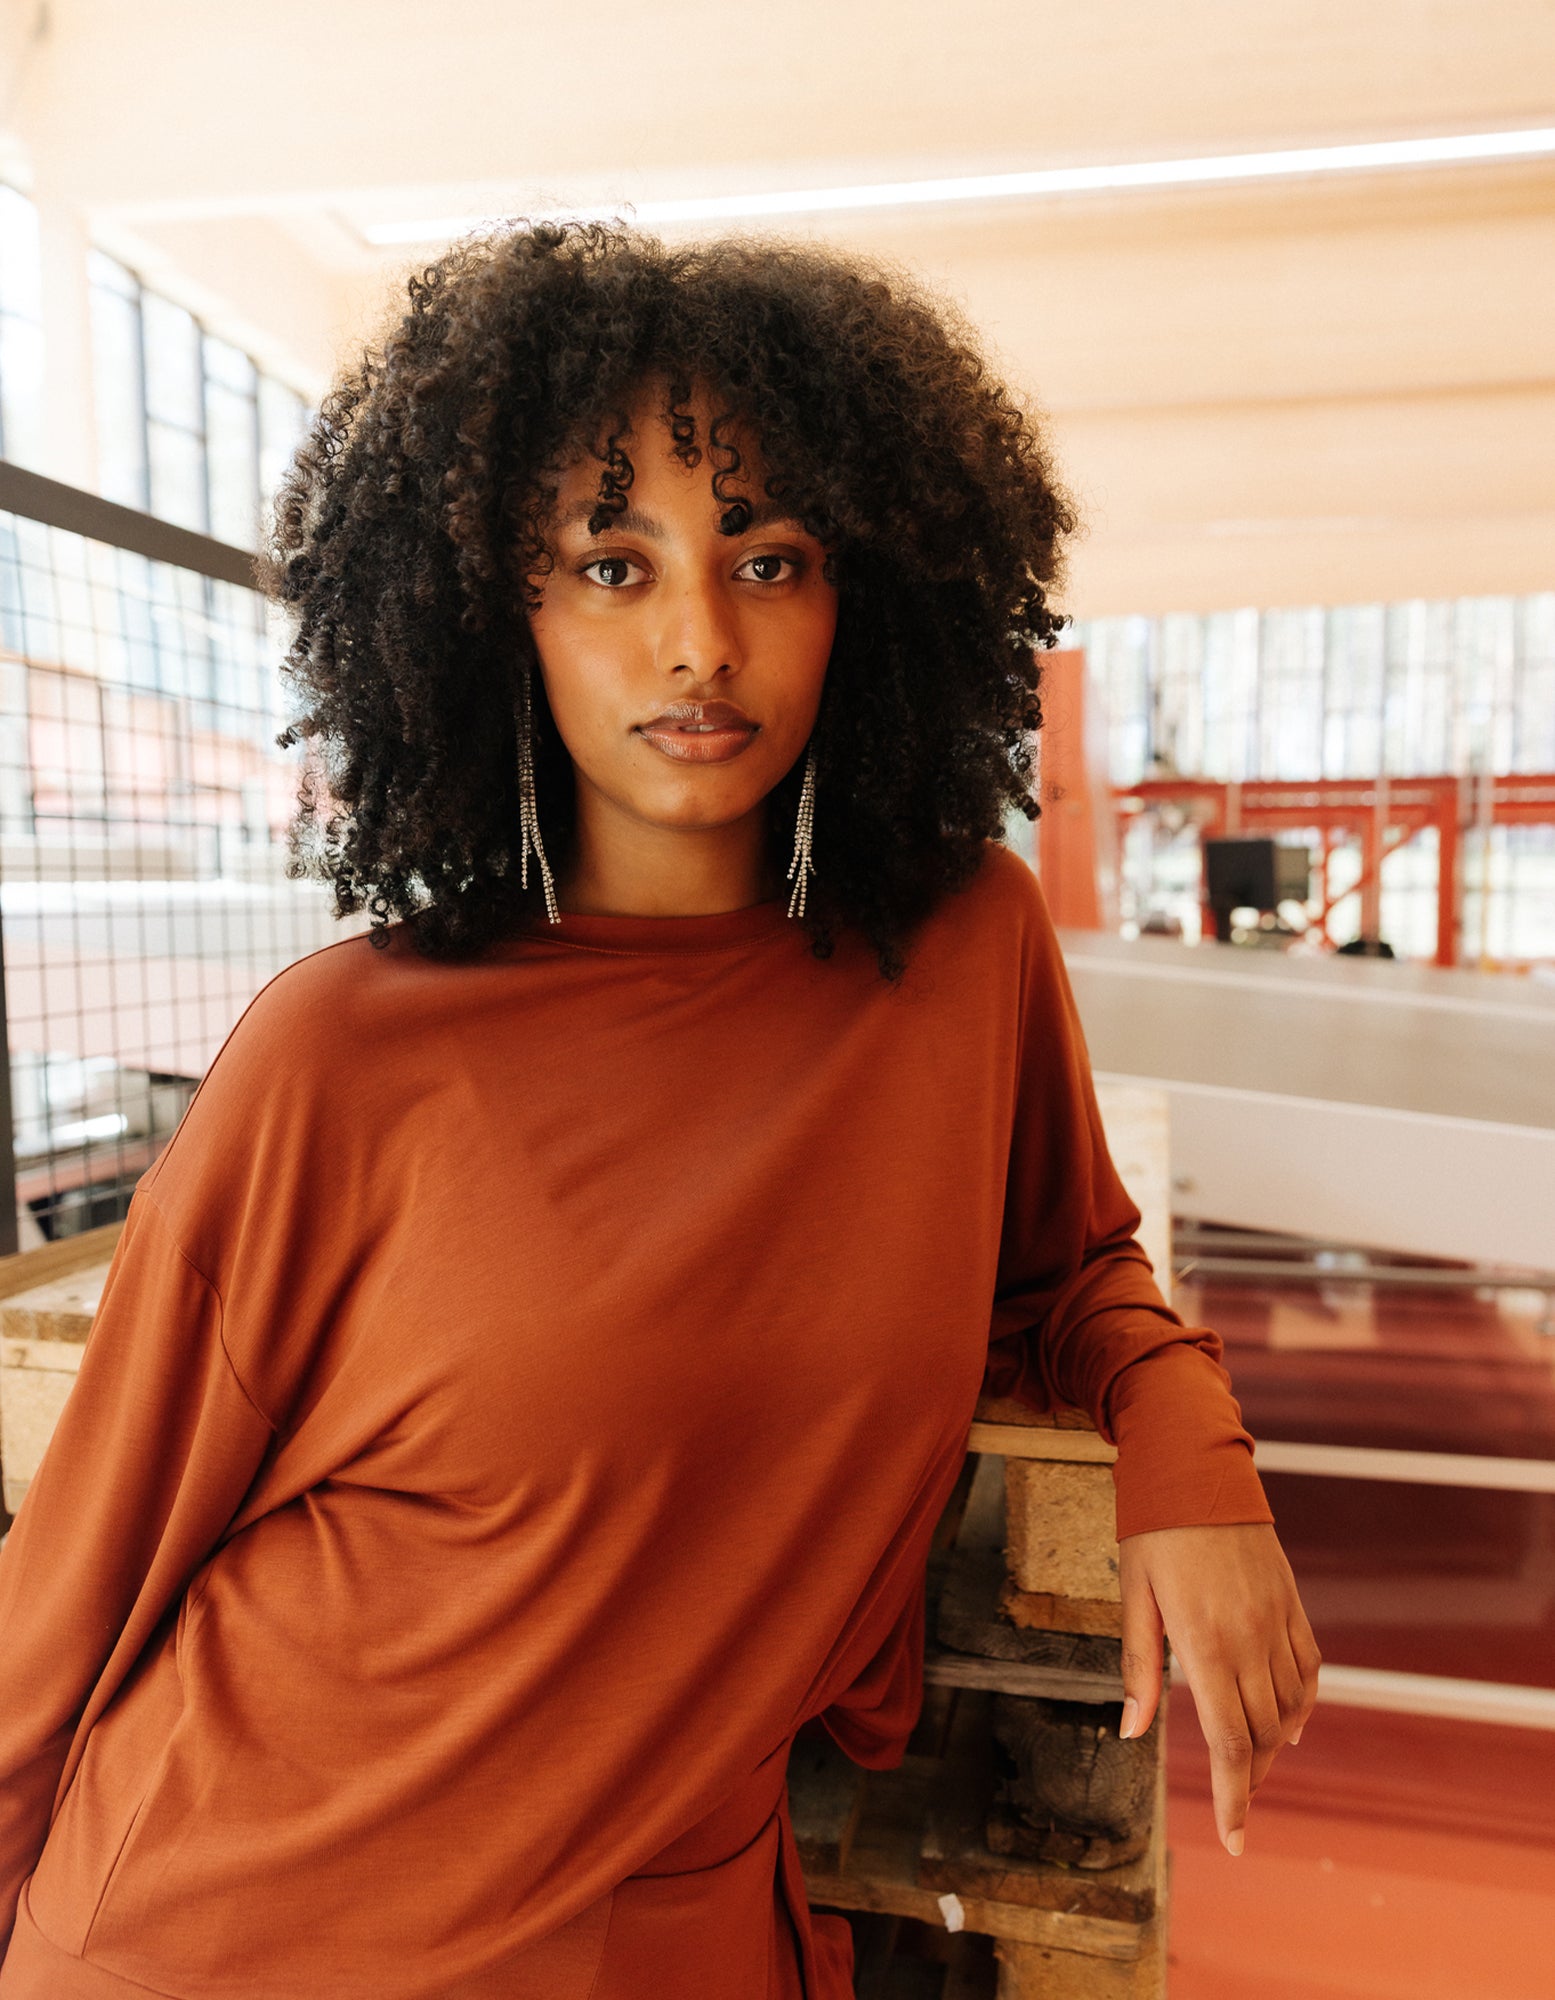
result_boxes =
[0,490,364,1247]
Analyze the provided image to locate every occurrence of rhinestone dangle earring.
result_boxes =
[786,743,817,920]
[517,664,560,924]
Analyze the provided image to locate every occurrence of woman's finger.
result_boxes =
[1189,1662,1256,1855]
[1267,1623,1311,1741]
[1238,1663,1287,1800]
[1287,1612,1323,1742]
[1117,1539,1166,1741]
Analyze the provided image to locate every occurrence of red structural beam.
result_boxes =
[1114,773,1555,969]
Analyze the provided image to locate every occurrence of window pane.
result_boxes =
[258,375,307,491]
[0,312,45,470]
[258,375,309,540]
[0,185,42,323]
[141,291,203,431]
[206,378,259,548]
[148,419,207,532]
[87,248,138,299]
[90,276,147,508]
[204,332,256,396]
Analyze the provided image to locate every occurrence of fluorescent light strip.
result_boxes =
[363,126,1555,246]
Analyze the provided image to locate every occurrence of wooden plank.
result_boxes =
[967,1423,1117,1464]
[0,1262,113,1345]
[0,1224,121,1303]
[993,1921,1165,2000]
[985,1694,1156,1871]
[972,1397,1097,1432]
[924,1652,1126,1705]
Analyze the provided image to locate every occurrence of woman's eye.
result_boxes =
[737,553,794,584]
[582,556,641,588]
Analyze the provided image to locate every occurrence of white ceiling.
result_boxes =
[17,0,1554,215]
[4,0,1553,614]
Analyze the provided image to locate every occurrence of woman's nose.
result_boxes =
[655,573,741,677]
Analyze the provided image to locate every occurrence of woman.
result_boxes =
[0,223,1319,1998]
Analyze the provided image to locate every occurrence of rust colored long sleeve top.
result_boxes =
[0,841,1271,1999]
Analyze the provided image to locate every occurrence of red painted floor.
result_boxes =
[1178,1268,1555,1687]
[1163,1269,1555,1996]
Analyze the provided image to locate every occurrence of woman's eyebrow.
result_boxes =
[557,498,807,538]
[558,502,662,538]
[737,499,808,534]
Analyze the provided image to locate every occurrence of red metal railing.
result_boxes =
[1116,774,1555,968]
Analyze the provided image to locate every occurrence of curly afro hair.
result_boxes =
[261,219,1078,980]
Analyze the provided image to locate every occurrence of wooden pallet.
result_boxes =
[791,1682,1166,1996]
[793,1341,1174,2000]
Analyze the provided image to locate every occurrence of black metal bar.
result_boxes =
[0,460,258,591]
[0,910,19,1259]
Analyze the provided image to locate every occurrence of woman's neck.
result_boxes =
[554,803,780,917]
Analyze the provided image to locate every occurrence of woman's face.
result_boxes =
[525,386,837,869]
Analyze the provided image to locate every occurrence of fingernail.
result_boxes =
[1119,1697,1139,1739]
[1226,1829,1244,1857]
[1291,1725,1303,1744]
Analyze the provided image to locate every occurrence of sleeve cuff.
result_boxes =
[1106,1340,1276,1540]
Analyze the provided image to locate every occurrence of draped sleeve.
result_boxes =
[982,864,1275,1541]
[0,1190,277,1958]
[0,946,364,1962]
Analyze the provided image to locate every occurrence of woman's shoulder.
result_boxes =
[220,926,395,1063]
[136,929,407,1215]
[891,839,1066,1016]
[968,835,1044,907]
[925,837,1054,952]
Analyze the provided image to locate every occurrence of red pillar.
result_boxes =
[1436,789,1461,969]
[1036,649,1109,930]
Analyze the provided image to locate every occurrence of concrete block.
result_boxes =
[1004,1458,1119,1602]
[0,1337,83,1515]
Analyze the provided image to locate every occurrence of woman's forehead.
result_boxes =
[546,397,778,513]
[558,404,762,464]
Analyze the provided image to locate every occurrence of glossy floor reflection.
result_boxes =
[1166,1269,1555,1996]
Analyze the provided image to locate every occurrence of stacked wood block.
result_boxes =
[0,1222,123,1523]
[792,1426,1169,2000]
[793,1081,1175,1998]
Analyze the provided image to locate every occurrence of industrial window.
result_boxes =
[1072,594,1555,967]
[88,253,309,551]
[0,185,44,470]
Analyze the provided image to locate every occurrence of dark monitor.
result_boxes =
[1204,836,1310,910]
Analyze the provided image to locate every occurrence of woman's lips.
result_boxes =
[635,722,760,764]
